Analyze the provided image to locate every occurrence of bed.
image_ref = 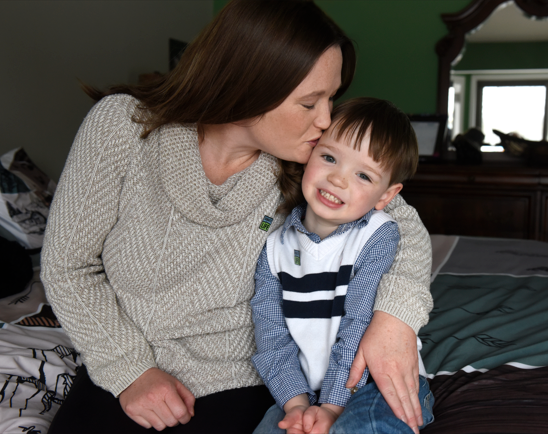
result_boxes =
[421,235,548,434]
[0,248,81,434]
[0,238,82,434]
[0,148,80,434]
[1,231,547,433]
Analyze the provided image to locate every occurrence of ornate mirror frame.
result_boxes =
[436,0,548,114]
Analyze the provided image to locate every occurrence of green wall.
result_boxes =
[214,0,470,114]
[455,41,548,70]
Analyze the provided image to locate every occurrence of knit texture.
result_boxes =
[378,195,433,333]
[41,94,432,399]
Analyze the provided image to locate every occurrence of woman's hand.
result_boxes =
[119,368,195,431]
[346,311,422,434]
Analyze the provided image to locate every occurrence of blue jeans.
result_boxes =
[253,376,434,434]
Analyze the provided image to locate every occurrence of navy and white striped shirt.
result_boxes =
[251,204,400,409]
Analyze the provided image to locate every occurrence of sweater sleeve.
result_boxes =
[377,194,433,334]
[40,95,157,397]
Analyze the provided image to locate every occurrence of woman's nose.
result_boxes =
[315,100,332,130]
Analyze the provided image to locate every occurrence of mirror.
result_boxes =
[436,0,548,150]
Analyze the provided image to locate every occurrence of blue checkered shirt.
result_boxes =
[251,203,400,409]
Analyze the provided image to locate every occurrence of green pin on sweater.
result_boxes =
[259,215,273,232]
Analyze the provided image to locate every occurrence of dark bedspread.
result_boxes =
[420,236,548,434]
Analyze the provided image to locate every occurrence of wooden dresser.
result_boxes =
[401,162,548,241]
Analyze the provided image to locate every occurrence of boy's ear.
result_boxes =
[374,183,403,210]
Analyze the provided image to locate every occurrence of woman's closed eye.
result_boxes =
[304,96,335,110]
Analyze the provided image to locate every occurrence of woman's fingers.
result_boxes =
[410,373,422,426]
[351,311,423,433]
[165,386,191,425]
[375,372,420,434]
[345,350,367,388]
[152,403,178,430]
[175,381,196,423]
[133,409,168,431]
[131,414,152,430]
[371,350,422,433]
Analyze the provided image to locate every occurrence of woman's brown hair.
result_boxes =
[84,0,356,213]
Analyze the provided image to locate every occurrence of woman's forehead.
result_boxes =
[291,46,343,97]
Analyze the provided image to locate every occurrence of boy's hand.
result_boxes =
[302,403,343,434]
[279,405,308,434]
[119,368,195,431]
[280,394,310,434]
[346,311,422,434]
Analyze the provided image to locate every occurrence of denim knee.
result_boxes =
[417,376,435,429]
[329,376,434,434]
[253,403,286,434]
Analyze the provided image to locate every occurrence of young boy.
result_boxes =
[251,97,434,434]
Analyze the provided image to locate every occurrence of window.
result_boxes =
[476,80,548,146]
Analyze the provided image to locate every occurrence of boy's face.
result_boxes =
[302,125,403,232]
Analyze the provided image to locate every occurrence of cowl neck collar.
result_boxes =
[159,124,279,228]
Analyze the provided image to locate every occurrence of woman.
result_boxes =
[41,1,432,433]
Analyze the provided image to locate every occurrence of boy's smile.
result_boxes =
[318,189,343,206]
[301,125,403,239]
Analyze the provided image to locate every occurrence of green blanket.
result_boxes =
[420,236,548,376]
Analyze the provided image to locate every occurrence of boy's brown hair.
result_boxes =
[330,97,419,186]
[278,97,418,214]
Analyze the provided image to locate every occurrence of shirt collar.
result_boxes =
[280,203,375,244]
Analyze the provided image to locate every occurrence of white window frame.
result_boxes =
[464,69,548,138]
[448,74,466,140]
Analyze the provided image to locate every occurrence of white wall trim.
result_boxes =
[453,68,548,75]
[452,71,548,128]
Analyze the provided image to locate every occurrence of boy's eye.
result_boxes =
[358,173,371,182]
[322,155,335,163]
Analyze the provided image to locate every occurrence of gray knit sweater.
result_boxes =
[41,95,432,398]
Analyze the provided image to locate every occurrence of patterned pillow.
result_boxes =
[0,148,56,250]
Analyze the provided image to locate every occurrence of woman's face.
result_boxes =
[244,46,343,164]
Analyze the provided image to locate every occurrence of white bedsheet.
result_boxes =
[0,323,80,434]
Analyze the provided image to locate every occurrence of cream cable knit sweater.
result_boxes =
[41,95,432,398]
